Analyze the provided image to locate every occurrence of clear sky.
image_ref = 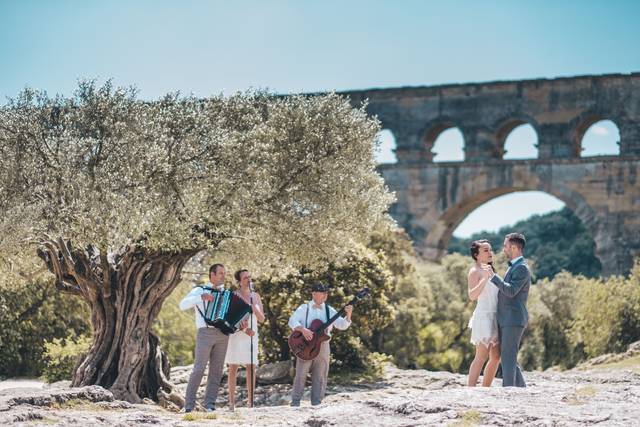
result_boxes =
[2,0,639,237]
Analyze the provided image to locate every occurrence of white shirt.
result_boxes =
[179,283,225,329]
[288,301,351,336]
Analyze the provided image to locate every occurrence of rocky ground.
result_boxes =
[1,355,640,426]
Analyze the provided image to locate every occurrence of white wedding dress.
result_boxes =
[225,292,259,365]
[468,276,499,347]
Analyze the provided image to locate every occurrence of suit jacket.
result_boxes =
[490,258,531,328]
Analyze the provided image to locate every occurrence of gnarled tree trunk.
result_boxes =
[38,238,199,403]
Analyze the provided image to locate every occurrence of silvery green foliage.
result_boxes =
[0,80,393,269]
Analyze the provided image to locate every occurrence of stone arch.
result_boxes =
[422,118,466,162]
[570,111,623,157]
[494,116,540,159]
[423,184,600,264]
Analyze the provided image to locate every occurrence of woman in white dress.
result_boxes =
[226,269,265,409]
[467,239,500,387]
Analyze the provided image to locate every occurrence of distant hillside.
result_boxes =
[448,207,602,280]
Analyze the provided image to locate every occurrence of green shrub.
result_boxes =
[570,261,640,357]
[42,335,92,383]
[154,280,197,366]
[0,276,90,378]
[520,271,586,370]
[258,249,396,373]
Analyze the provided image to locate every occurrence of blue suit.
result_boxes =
[490,257,531,387]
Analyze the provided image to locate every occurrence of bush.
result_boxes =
[378,253,477,372]
[0,277,90,378]
[520,271,585,370]
[258,247,396,374]
[570,260,640,357]
[153,280,197,366]
[42,334,92,383]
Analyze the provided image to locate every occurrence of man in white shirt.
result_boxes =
[288,283,353,406]
[180,263,237,412]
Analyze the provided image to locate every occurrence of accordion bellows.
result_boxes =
[198,288,253,335]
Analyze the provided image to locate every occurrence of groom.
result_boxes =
[483,233,531,387]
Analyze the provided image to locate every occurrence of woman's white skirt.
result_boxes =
[468,310,499,347]
[225,330,259,365]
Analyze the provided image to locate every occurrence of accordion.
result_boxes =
[197,288,253,335]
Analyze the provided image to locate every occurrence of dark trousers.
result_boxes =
[499,325,526,387]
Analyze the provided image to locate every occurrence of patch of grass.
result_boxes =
[575,386,597,397]
[563,396,584,406]
[593,355,640,373]
[449,410,482,427]
[227,411,243,420]
[182,412,218,421]
[49,398,107,411]
[182,413,197,422]
[330,370,379,385]
[563,386,598,406]
[30,417,58,425]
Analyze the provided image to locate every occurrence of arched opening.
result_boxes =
[435,190,601,280]
[445,191,601,279]
[374,129,397,164]
[580,119,620,157]
[451,191,563,239]
[430,127,465,163]
[500,123,539,160]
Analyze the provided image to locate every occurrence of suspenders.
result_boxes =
[304,303,331,328]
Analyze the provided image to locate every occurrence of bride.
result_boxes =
[225,269,265,409]
[467,239,500,387]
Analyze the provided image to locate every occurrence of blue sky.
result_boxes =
[1,0,639,237]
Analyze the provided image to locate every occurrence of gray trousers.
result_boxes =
[291,341,330,405]
[184,327,230,410]
[499,325,526,387]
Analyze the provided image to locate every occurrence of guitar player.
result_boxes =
[287,283,353,407]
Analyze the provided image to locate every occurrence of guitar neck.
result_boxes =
[313,299,354,333]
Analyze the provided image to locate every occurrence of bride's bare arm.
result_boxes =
[468,268,490,301]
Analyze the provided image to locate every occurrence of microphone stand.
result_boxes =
[249,281,255,409]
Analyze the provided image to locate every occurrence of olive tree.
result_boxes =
[0,81,392,402]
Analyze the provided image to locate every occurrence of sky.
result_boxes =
[2,0,639,238]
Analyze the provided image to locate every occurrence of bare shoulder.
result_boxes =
[468,266,481,278]
[467,266,481,285]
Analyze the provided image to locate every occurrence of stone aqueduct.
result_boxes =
[340,73,640,276]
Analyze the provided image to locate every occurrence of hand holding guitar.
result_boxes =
[297,327,314,341]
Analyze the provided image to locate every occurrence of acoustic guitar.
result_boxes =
[288,288,370,361]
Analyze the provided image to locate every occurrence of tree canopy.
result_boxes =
[0,80,392,267]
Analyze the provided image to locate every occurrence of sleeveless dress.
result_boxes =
[225,291,259,365]
[468,274,499,347]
